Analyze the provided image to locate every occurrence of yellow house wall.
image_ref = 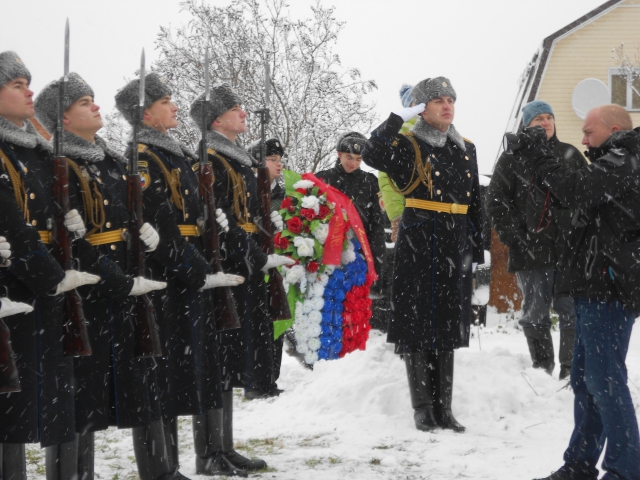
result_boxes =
[536,1,640,154]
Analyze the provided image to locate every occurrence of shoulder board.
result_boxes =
[192,162,200,172]
[463,137,474,144]
[137,144,148,154]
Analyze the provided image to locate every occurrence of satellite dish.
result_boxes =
[572,78,610,119]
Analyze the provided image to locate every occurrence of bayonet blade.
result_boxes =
[139,49,146,107]
[264,59,270,110]
[64,19,70,79]
[204,50,210,102]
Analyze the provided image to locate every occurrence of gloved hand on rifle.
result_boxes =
[0,297,34,318]
[139,223,159,252]
[392,103,426,122]
[129,277,167,296]
[262,254,295,273]
[0,236,11,267]
[216,208,229,233]
[64,209,87,238]
[199,272,245,291]
[53,270,101,295]
[270,211,284,232]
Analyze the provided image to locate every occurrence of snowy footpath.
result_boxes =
[25,311,640,479]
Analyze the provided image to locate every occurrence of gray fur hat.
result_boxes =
[114,72,172,125]
[34,72,94,134]
[0,51,31,85]
[411,76,456,105]
[190,83,242,129]
[336,132,366,154]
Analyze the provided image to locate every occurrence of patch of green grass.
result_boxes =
[304,457,323,468]
[235,437,283,456]
[373,445,392,450]
[328,455,342,464]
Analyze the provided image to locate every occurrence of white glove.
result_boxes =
[270,211,284,232]
[199,272,245,291]
[54,270,101,295]
[139,223,159,252]
[0,298,33,318]
[262,254,295,273]
[392,103,426,122]
[216,209,229,233]
[129,277,167,296]
[64,209,87,238]
[0,236,11,267]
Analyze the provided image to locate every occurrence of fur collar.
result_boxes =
[205,130,254,167]
[0,116,52,152]
[136,126,195,159]
[55,131,127,164]
[410,118,466,151]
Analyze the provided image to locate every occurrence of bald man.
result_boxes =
[530,104,640,480]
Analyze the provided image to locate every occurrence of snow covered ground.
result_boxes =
[25,309,640,479]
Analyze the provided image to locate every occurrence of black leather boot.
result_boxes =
[45,436,79,480]
[132,419,175,480]
[193,409,248,477]
[523,325,555,375]
[559,327,575,380]
[533,464,598,480]
[1,443,27,480]
[221,391,267,471]
[432,350,465,432]
[77,431,94,480]
[403,353,438,432]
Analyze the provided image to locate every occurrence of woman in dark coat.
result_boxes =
[116,73,245,479]
[362,77,484,433]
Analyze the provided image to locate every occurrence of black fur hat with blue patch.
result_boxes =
[336,131,366,154]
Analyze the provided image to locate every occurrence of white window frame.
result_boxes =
[609,67,640,111]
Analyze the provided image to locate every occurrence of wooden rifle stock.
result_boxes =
[199,155,241,331]
[256,165,291,321]
[126,172,163,358]
[52,157,92,357]
[0,317,20,393]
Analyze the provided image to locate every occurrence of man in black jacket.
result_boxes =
[531,105,640,480]
[316,132,386,292]
[487,101,584,379]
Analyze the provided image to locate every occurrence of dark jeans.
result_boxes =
[516,268,576,329]
[563,298,640,480]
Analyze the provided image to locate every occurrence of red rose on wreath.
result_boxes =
[286,216,303,234]
[296,188,308,195]
[281,197,295,213]
[273,232,290,251]
[306,261,320,273]
[317,204,331,219]
[300,208,316,221]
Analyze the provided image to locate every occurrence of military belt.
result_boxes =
[239,223,259,234]
[85,229,127,246]
[38,230,52,244]
[178,225,200,237]
[405,198,468,215]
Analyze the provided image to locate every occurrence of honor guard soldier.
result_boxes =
[0,51,100,479]
[189,84,294,470]
[116,73,247,479]
[34,73,167,480]
[362,76,484,433]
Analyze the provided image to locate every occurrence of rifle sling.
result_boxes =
[66,160,106,237]
[137,144,185,219]
[389,132,433,199]
[206,148,251,226]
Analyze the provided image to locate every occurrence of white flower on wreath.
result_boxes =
[308,297,325,312]
[312,222,329,244]
[308,323,322,337]
[308,310,323,325]
[308,337,321,351]
[310,282,325,298]
[293,179,315,191]
[341,240,356,264]
[286,265,306,285]
[293,236,315,257]
[301,195,320,213]
[305,351,319,364]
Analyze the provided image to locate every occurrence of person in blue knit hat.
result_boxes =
[487,100,586,379]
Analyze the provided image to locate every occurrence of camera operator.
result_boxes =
[487,101,584,379]
[529,104,640,480]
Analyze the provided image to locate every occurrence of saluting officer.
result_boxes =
[362,77,484,434]
[34,73,167,480]
[0,51,100,478]
[189,85,294,470]
[116,73,248,479]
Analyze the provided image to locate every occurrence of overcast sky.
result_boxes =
[2,0,607,173]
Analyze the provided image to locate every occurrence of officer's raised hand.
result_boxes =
[129,277,167,296]
[0,236,11,267]
[139,223,159,252]
[0,298,34,318]
[53,270,101,295]
[392,103,426,122]
[199,272,245,291]
[64,209,87,238]
[262,254,295,273]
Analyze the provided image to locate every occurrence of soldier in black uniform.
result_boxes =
[362,76,484,434]
[189,85,294,470]
[0,51,101,479]
[116,73,251,479]
[34,73,168,480]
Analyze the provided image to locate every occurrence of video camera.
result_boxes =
[502,125,547,154]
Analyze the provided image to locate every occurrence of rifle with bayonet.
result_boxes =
[198,51,241,331]
[0,316,20,392]
[52,19,92,357]
[127,50,163,357]
[255,60,291,321]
